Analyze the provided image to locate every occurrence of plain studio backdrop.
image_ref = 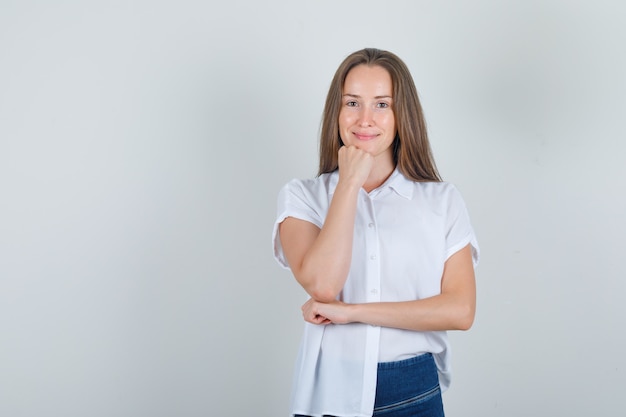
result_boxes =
[1,1,624,416]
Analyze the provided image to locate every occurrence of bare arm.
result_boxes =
[279,182,359,302]
[301,244,476,331]
[279,146,373,302]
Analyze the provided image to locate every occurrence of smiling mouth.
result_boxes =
[354,132,378,141]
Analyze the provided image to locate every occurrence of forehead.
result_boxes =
[343,65,393,95]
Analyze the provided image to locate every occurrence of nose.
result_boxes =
[358,107,374,127]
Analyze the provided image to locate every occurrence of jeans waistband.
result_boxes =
[377,352,433,371]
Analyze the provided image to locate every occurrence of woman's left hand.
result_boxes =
[301,298,351,325]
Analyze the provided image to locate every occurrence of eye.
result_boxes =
[377,102,390,109]
[346,100,358,107]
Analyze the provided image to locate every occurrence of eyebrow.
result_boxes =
[342,93,393,100]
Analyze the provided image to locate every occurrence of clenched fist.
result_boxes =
[337,145,374,189]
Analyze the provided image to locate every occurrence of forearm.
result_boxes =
[347,294,475,331]
[304,290,475,331]
[297,181,361,301]
[282,146,375,303]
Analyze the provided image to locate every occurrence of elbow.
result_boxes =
[297,269,343,302]
[308,286,340,303]
[456,316,474,331]
[453,304,475,331]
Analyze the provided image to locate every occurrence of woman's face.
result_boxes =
[338,64,397,161]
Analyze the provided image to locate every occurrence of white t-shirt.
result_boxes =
[273,168,479,417]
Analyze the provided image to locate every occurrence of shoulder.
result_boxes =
[411,181,464,201]
[275,172,336,226]
[402,181,471,219]
[278,172,336,199]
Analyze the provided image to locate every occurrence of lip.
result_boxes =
[353,132,379,141]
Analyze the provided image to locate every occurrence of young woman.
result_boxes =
[273,48,479,417]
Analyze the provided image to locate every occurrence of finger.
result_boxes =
[311,315,330,325]
[302,305,327,324]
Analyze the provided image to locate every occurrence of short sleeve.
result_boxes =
[444,185,480,267]
[272,179,324,270]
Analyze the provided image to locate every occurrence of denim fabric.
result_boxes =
[294,353,444,417]
[373,353,444,417]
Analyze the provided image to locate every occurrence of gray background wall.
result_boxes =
[1,1,625,416]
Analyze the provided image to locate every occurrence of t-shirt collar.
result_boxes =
[328,167,414,200]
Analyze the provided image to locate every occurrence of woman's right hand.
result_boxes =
[337,145,373,189]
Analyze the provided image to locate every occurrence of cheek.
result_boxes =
[383,114,396,131]
[338,114,353,133]
[384,111,395,122]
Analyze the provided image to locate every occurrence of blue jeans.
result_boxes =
[373,353,444,417]
[295,353,444,417]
